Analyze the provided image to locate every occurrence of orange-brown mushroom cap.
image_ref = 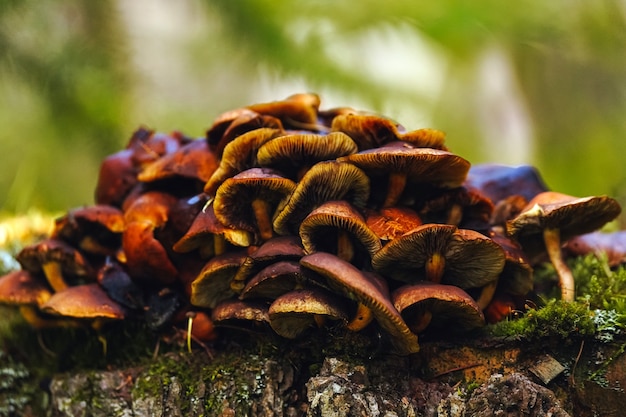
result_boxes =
[41,283,126,320]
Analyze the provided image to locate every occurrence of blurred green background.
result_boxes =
[1,0,625,226]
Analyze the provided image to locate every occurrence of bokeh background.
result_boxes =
[1,0,625,226]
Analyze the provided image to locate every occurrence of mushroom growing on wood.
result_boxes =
[506,191,621,302]
[190,250,248,309]
[0,270,56,328]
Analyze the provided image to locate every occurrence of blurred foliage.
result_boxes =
[0,0,624,221]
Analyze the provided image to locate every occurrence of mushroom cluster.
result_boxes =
[0,93,622,355]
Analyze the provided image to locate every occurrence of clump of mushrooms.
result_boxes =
[0,93,622,356]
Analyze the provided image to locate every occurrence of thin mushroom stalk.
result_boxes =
[251,198,274,241]
[42,262,69,292]
[425,252,445,283]
[544,227,575,302]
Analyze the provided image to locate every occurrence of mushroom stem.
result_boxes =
[384,172,407,208]
[346,302,374,331]
[425,252,445,283]
[336,230,354,263]
[408,310,433,334]
[92,319,107,356]
[42,261,69,292]
[213,234,227,256]
[543,227,575,302]
[475,280,498,310]
[446,204,463,226]
[186,311,196,353]
[252,198,274,241]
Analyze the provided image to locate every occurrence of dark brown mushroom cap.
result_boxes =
[240,260,308,300]
[371,224,505,289]
[392,282,485,333]
[16,238,94,279]
[210,298,271,331]
[338,143,470,189]
[213,168,296,242]
[247,93,321,130]
[215,112,284,157]
[414,186,494,230]
[330,113,401,150]
[565,230,626,267]
[464,164,550,204]
[256,132,358,178]
[206,108,259,146]
[127,129,188,167]
[300,252,419,354]
[273,161,370,236]
[365,207,423,242]
[268,288,349,339]
[52,205,124,256]
[0,270,52,307]
[299,200,382,261]
[41,283,126,320]
[137,138,220,184]
[190,250,248,308]
[506,192,622,254]
[204,128,285,196]
[94,149,137,207]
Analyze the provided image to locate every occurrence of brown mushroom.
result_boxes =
[330,113,402,150]
[299,200,381,267]
[247,93,321,130]
[273,161,370,236]
[204,128,285,197]
[338,142,470,208]
[16,238,94,292]
[392,282,485,334]
[211,298,271,333]
[365,207,423,243]
[564,230,626,267]
[0,270,56,328]
[213,168,296,243]
[256,131,358,180]
[190,250,248,309]
[300,252,419,354]
[268,288,349,339]
[464,163,549,205]
[506,191,621,302]
[371,224,505,290]
[240,260,309,300]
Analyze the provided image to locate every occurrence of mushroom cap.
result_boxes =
[565,230,626,267]
[204,128,285,196]
[273,161,370,236]
[299,200,382,260]
[247,93,321,130]
[240,260,308,300]
[392,282,485,333]
[41,283,126,320]
[214,112,284,156]
[365,207,423,242]
[16,238,94,279]
[489,230,533,296]
[506,192,622,254]
[256,131,358,178]
[338,143,470,190]
[399,128,448,150]
[137,138,219,183]
[190,250,247,308]
[213,168,296,239]
[211,298,271,331]
[464,164,549,204]
[371,224,505,289]
[268,288,349,339]
[0,270,52,307]
[52,205,124,256]
[330,113,401,150]
[300,252,419,354]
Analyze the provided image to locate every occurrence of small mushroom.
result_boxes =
[300,252,419,354]
[256,131,358,180]
[247,93,321,130]
[564,230,626,267]
[268,288,349,339]
[371,224,505,290]
[392,282,485,334]
[213,111,284,157]
[299,200,381,267]
[211,298,271,333]
[213,168,296,243]
[273,161,370,236]
[338,142,470,208]
[204,128,285,197]
[190,250,248,309]
[365,207,423,243]
[16,238,94,292]
[506,191,621,302]
[330,113,402,150]
[240,260,308,300]
[0,269,55,328]
[52,205,124,257]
